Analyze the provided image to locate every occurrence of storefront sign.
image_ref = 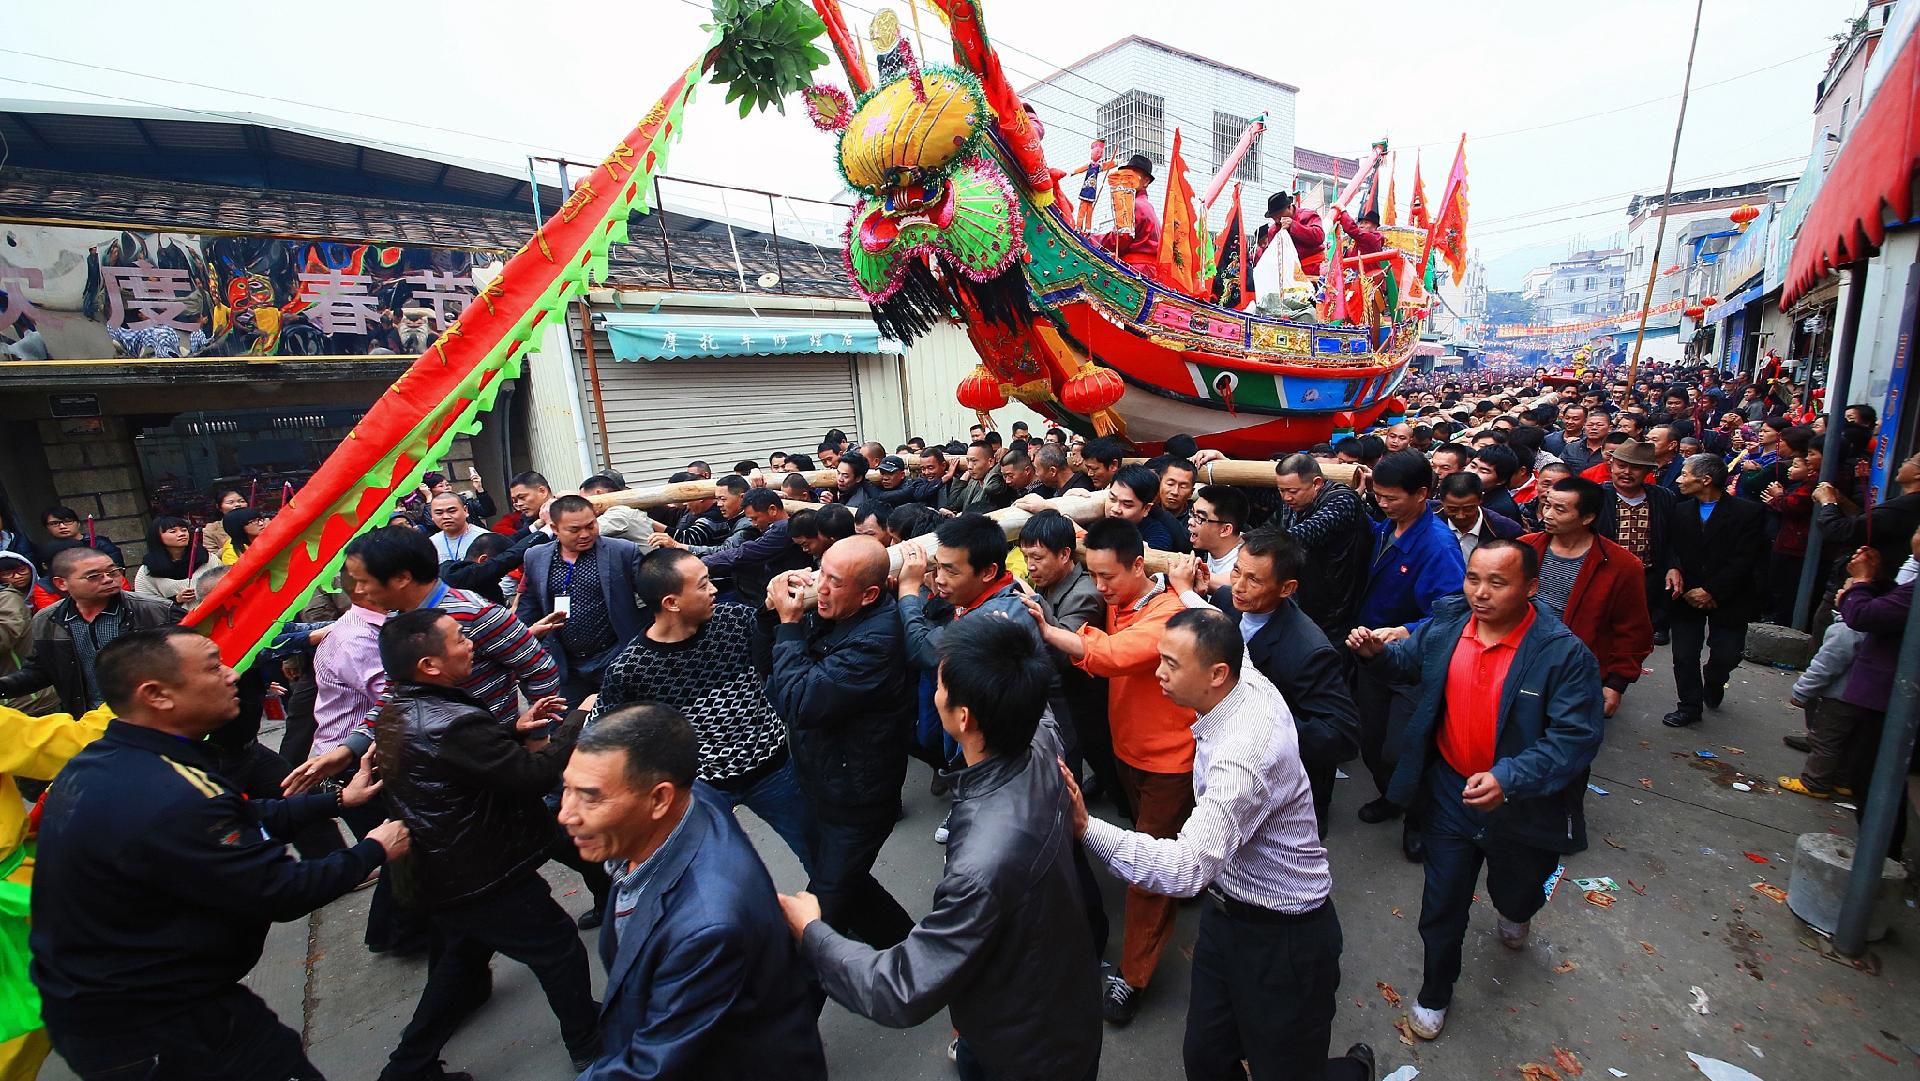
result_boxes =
[0,223,498,361]
[1870,262,1919,498]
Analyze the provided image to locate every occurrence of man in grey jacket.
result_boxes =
[779,616,1101,1081]
[1019,511,1118,813]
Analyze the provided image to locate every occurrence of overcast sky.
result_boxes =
[2,0,1862,288]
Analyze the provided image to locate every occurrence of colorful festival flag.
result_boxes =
[1386,150,1398,225]
[1157,128,1203,294]
[1408,150,1430,232]
[1424,134,1470,287]
[184,61,705,670]
[1213,183,1250,309]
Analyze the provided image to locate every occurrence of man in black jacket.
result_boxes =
[1594,441,1676,644]
[1174,529,1361,838]
[782,616,1102,1080]
[1272,454,1371,643]
[764,535,916,948]
[1662,454,1769,728]
[32,627,406,1079]
[0,546,177,714]
[373,609,600,1080]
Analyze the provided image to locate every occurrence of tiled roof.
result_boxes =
[1293,147,1360,178]
[0,167,855,298]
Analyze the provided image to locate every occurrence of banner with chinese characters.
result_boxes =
[0,223,499,361]
[598,312,903,361]
[1492,299,1684,339]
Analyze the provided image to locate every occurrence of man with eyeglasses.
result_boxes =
[0,547,178,715]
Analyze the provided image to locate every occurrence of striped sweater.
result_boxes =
[349,584,560,749]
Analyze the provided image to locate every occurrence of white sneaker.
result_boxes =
[1496,916,1530,950]
[1408,1002,1447,1040]
[933,812,952,845]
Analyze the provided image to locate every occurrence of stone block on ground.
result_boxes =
[1786,830,1908,941]
[1745,622,1815,669]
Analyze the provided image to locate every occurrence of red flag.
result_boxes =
[1422,135,1469,287]
[1157,129,1204,294]
[1408,150,1430,231]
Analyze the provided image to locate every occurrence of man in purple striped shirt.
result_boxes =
[1061,607,1375,1081]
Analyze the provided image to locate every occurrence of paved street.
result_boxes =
[45,648,1920,1080]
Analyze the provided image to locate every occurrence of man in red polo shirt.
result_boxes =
[1348,539,1603,1041]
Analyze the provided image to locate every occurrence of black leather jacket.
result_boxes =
[374,682,580,909]
[763,597,912,820]
[799,719,1101,1079]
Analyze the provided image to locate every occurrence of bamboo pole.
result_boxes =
[1124,457,1361,488]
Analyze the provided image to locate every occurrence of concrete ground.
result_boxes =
[42,647,1920,1080]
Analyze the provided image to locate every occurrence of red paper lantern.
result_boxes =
[1730,204,1759,231]
[1061,362,1127,436]
[956,364,1008,413]
[1684,305,1706,320]
[1061,363,1124,416]
[1700,295,1719,307]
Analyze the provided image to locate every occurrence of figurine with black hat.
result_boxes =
[1254,189,1327,275]
[1090,152,1163,268]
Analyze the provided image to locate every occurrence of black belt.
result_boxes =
[1205,886,1328,925]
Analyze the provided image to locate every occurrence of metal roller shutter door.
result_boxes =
[588,355,860,485]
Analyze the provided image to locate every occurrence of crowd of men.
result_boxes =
[0,358,1914,1081]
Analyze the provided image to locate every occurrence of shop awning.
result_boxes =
[1781,16,1920,308]
[1702,280,1768,325]
[598,312,904,362]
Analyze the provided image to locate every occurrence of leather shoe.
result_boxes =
[577,907,604,931]
[1704,680,1726,709]
[1662,709,1702,728]
[1344,1042,1377,1080]
[1783,733,1812,752]
[1401,823,1426,863]
[1357,798,1402,824]
[1652,629,1670,646]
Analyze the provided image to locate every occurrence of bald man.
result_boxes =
[763,538,916,947]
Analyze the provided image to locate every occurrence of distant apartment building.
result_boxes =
[1022,36,1301,230]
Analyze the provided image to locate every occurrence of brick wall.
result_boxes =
[39,417,149,562]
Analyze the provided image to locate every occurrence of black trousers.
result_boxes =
[1354,671,1417,799]
[806,809,913,948]
[382,871,599,1080]
[1067,671,1128,820]
[1183,899,1370,1081]
[279,672,320,765]
[1668,610,1747,716]
[47,985,321,1081]
[206,739,344,859]
[339,784,432,955]
[1839,700,1914,861]
[1416,764,1562,1009]
[1644,567,1668,634]
[1304,758,1337,840]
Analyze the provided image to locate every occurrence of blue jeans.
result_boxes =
[705,759,814,874]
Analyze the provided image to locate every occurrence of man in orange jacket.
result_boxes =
[1025,517,1193,1027]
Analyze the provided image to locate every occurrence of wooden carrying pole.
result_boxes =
[1124,457,1361,489]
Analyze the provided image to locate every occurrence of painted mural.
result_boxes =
[0,223,498,361]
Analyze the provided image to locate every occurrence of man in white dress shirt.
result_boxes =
[1060,606,1375,1081]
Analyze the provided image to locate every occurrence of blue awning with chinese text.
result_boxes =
[1702,281,1769,326]
[599,312,904,362]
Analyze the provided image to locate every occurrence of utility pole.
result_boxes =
[1627,0,1706,386]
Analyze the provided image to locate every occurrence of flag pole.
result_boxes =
[1626,0,1705,388]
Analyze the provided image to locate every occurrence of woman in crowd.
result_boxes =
[132,516,201,605]
[199,487,251,557]
[219,507,272,564]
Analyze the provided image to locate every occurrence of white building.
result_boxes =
[1621,179,1792,336]
[1021,36,1302,231]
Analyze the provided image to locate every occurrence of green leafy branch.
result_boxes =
[705,0,831,117]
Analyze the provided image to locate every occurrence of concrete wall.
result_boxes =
[1024,39,1300,232]
[1839,230,1920,420]
[897,321,1052,443]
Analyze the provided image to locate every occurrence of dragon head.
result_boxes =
[823,66,1024,318]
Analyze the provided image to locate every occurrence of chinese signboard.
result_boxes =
[0,223,499,361]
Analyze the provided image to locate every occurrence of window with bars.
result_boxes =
[1211,111,1261,183]
[1097,90,1165,166]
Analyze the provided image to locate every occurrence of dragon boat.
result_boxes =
[801,0,1436,454]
